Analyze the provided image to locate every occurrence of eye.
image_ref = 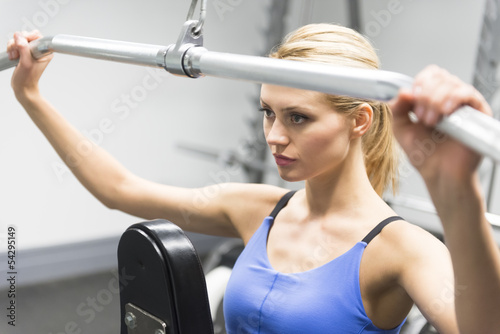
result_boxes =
[290,113,308,124]
[259,107,275,118]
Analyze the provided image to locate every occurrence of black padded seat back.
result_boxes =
[118,219,214,334]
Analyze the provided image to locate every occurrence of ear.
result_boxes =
[351,103,373,139]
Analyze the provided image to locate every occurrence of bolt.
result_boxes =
[155,330,165,334]
[124,312,137,329]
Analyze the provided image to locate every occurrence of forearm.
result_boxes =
[18,92,132,209]
[428,177,500,333]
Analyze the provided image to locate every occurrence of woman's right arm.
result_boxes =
[8,31,288,239]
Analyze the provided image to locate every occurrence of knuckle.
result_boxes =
[458,84,477,98]
[466,84,477,96]
[424,64,440,72]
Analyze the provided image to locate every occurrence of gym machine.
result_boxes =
[117,219,214,334]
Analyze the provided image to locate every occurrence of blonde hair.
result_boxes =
[269,23,398,196]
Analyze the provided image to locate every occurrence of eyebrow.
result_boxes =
[260,99,312,113]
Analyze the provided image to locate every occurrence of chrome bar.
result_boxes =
[191,49,411,101]
[0,48,20,71]
[1,33,500,161]
[0,35,169,71]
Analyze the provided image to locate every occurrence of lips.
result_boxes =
[273,154,296,166]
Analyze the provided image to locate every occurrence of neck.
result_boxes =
[303,149,381,218]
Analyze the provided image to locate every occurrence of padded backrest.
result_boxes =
[117,219,214,334]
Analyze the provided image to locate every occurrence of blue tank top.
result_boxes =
[224,191,406,334]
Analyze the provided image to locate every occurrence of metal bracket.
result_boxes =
[164,20,206,78]
[124,303,168,334]
[186,0,207,36]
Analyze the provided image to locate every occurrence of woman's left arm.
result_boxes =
[390,65,500,333]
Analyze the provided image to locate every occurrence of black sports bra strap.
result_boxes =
[269,190,297,218]
[362,216,404,244]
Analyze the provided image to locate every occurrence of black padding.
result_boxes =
[118,219,214,334]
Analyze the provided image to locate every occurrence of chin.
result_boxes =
[277,170,307,183]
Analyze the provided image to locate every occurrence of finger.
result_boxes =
[420,77,459,126]
[389,87,414,121]
[24,30,43,42]
[20,30,53,63]
[389,88,421,140]
[412,65,492,121]
[412,66,468,127]
[445,84,492,117]
[423,76,492,127]
[413,66,448,123]
[6,39,18,60]
[14,32,33,66]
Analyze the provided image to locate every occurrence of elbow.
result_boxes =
[97,174,137,212]
[94,179,128,211]
[100,196,118,210]
[94,188,120,210]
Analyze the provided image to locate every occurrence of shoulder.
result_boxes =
[374,219,452,289]
[362,218,452,297]
[367,218,450,277]
[389,220,447,255]
[378,218,440,244]
[215,183,291,213]
[378,219,448,262]
[215,183,292,242]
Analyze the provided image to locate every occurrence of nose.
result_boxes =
[265,119,289,147]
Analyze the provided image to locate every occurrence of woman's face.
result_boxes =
[260,84,355,183]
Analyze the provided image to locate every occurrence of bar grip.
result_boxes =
[0,36,54,71]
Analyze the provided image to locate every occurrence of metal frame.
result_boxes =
[1,19,500,162]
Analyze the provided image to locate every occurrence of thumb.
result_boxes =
[388,87,424,149]
[388,88,414,116]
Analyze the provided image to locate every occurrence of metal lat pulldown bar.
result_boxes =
[0,6,499,162]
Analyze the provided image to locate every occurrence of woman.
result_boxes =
[6,24,494,333]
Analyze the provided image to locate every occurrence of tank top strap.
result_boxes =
[362,216,404,244]
[269,190,297,218]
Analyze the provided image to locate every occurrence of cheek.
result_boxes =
[305,120,351,150]
[300,126,352,163]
